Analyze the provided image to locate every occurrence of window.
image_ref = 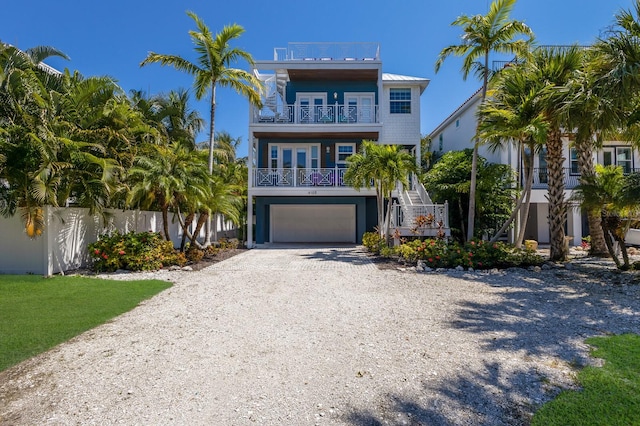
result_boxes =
[438,134,443,151]
[455,119,460,128]
[569,148,579,175]
[336,143,355,167]
[390,88,411,114]
[617,147,632,174]
[270,145,278,169]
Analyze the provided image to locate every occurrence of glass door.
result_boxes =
[297,94,326,123]
[602,147,614,167]
[344,93,375,123]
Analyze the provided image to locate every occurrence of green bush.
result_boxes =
[396,238,543,270]
[88,231,182,272]
[362,231,385,254]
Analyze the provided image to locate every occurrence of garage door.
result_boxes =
[270,204,356,243]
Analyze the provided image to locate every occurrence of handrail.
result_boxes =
[273,42,381,61]
[252,168,348,188]
[253,103,379,124]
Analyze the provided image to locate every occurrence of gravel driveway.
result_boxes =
[1,245,639,425]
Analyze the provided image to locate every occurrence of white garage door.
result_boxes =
[271,204,356,243]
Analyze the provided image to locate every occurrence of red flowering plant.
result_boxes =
[88,231,184,272]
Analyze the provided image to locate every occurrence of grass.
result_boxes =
[0,275,171,372]
[532,333,640,425]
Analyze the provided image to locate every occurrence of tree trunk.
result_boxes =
[458,197,466,242]
[515,157,535,248]
[490,147,534,244]
[193,211,208,248]
[205,84,217,246]
[180,212,195,252]
[162,206,171,242]
[575,136,608,256]
[546,127,568,261]
[601,215,622,268]
[466,142,478,242]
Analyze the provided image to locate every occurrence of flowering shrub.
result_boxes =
[370,238,544,270]
[88,231,185,272]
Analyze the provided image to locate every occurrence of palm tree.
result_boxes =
[476,63,548,246]
[140,12,262,244]
[435,0,534,241]
[0,42,69,237]
[571,165,640,269]
[562,47,620,257]
[528,45,583,261]
[343,141,417,242]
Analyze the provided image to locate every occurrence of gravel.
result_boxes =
[1,246,639,425]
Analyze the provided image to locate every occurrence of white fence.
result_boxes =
[0,207,232,276]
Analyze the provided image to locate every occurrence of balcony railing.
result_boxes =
[273,42,380,61]
[253,104,379,125]
[528,167,640,189]
[253,168,350,188]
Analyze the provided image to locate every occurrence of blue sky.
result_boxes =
[2,0,633,157]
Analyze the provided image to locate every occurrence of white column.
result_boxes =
[569,206,582,247]
[247,194,254,248]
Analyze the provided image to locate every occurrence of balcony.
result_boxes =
[528,167,640,189]
[252,168,349,188]
[253,103,379,125]
[273,42,380,62]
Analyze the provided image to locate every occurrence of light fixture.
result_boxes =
[326,146,330,153]
[333,92,338,101]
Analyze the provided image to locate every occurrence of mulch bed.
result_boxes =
[187,248,248,271]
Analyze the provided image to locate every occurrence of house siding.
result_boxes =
[379,85,422,146]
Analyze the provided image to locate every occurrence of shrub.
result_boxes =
[362,231,385,254]
[219,238,239,250]
[88,231,181,272]
[379,245,396,258]
[186,247,204,263]
[394,238,543,270]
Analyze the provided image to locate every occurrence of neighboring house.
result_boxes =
[247,42,447,246]
[429,89,640,246]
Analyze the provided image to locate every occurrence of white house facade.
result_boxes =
[246,42,447,247]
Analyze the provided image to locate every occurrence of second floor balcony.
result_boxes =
[252,167,349,188]
[252,103,379,125]
[528,167,640,189]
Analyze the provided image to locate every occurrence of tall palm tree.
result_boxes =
[140,11,262,244]
[562,47,620,257]
[139,14,260,171]
[435,0,534,241]
[476,63,548,246]
[344,141,417,242]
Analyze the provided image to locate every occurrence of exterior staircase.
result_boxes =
[391,177,450,238]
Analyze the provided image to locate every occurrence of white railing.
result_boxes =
[273,42,380,61]
[253,168,348,188]
[417,181,433,204]
[390,203,450,233]
[254,104,379,124]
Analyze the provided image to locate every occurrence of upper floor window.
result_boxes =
[569,148,579,175]
[390,88,411,114]
[617,147,632,174]
[336,143,355,167]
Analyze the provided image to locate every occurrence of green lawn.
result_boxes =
[0,275,171,372]
[533,334,640,426]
